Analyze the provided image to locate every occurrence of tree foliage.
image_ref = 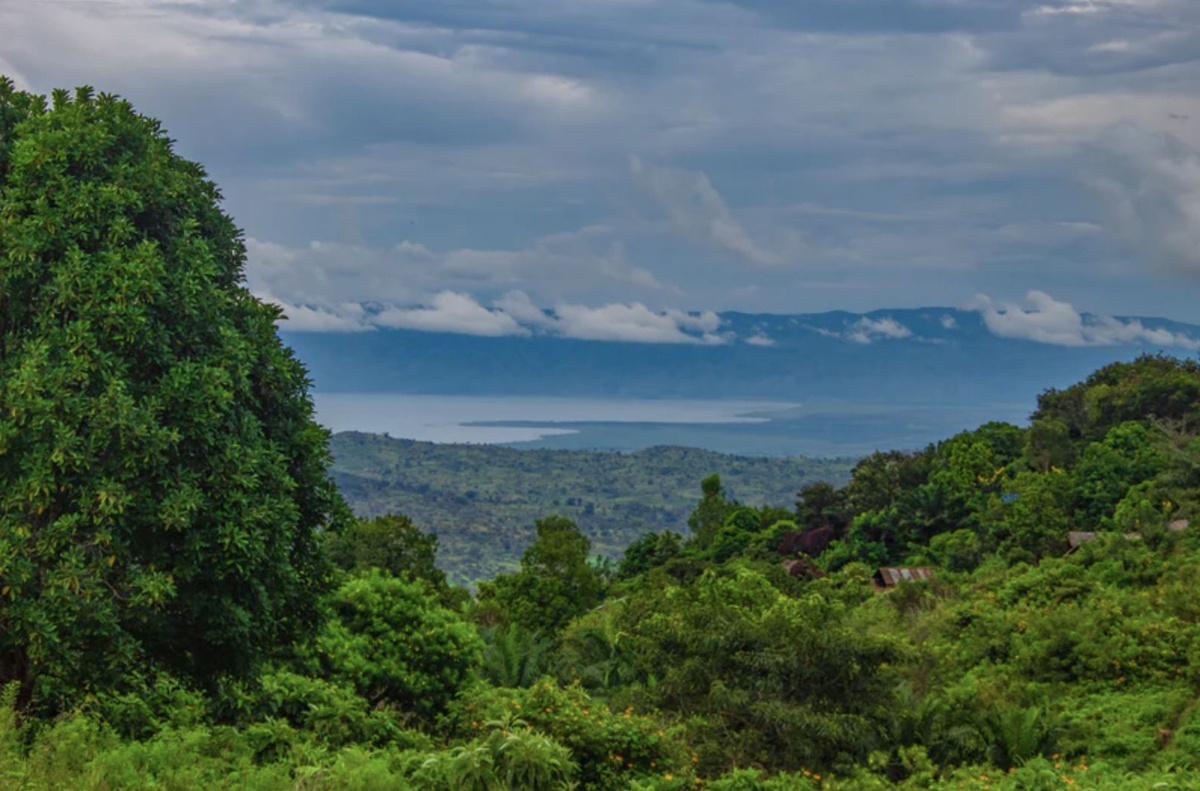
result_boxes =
[618,565,900,773]
[325,513,447,590]
[1033,355,1200,444]
[314,571,481,721]
[686,474,736,549]
[478,516,604,634]
[0,80,345,711]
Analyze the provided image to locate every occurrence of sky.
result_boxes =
[2,0,1200,341]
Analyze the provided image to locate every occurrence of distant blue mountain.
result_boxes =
[282,307,1200,406]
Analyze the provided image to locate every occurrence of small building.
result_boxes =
[1067,531,1097,552]
[873,567,934,588]
[1067,530,1144,554]
[1068,523,1187,555]
[781,558,825,580]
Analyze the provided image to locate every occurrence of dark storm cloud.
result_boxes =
[980,0,1200,77]
[717,0,1024,33]
[1086,123,1200,280]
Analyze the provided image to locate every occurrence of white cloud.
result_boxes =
[506,294,726,344]
[261,296,375,332]
[268,285,728,344]
[373,291,531,337]
[941,314,958,329]
[1029,1,1111,17]
[745,333,776,346]
[797,316,916,344]
[846,316,914,344]
[550,302,726,344]
[664,307,723,335]
[0,57,30,90]
[492,290,556,328]
[1087,123,1200,280]
[972,290,1200,348]
[245,237,421,307]
[629,156,783,266]
[245,227,674,313]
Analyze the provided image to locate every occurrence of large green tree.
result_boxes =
[1032,355,1200,446]
[0,81,347,709]
[314,571,481,720]
[687,473,736,549]
[325,513,446,589]
[477,515,602,634]
[620,565,900,773]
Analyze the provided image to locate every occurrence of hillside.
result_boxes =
[329,432,854,583]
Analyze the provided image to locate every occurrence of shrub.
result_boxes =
[446,680,689,791]
[317,571,483,722]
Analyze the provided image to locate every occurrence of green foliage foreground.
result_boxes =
[3,80,1200,790]
[3,367,1198,791]
[0,79,346,713]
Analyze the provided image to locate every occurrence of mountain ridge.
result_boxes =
[282,306,1200,405]
[328,431,855,583]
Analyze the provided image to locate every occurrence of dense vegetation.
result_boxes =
[0,80,345,714]
[4,81,1200,790]
[329,434,853,584]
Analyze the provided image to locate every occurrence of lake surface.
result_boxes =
[312,393,1033,457]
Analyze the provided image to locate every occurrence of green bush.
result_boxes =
[225,667,427,750]
[316,571,483,721]
[414,718,576,791]
[445,680,689,791]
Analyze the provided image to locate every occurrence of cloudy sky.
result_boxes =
[2,0,1200,335]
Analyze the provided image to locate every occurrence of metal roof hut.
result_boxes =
[1067,525,1183,555]
[873,567,934,588]
[781,557,826,580]
[1066,531,1098,554]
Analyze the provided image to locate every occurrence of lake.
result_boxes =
[311,393,1034,458]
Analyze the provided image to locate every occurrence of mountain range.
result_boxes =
[283,306,1200,405]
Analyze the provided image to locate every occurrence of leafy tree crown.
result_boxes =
[0,80,347,710]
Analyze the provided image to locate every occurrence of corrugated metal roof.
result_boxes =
[781,559,825,579]
[1069,527,1182,553]
[1067,531,1097,549]
[875,567,934,587]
